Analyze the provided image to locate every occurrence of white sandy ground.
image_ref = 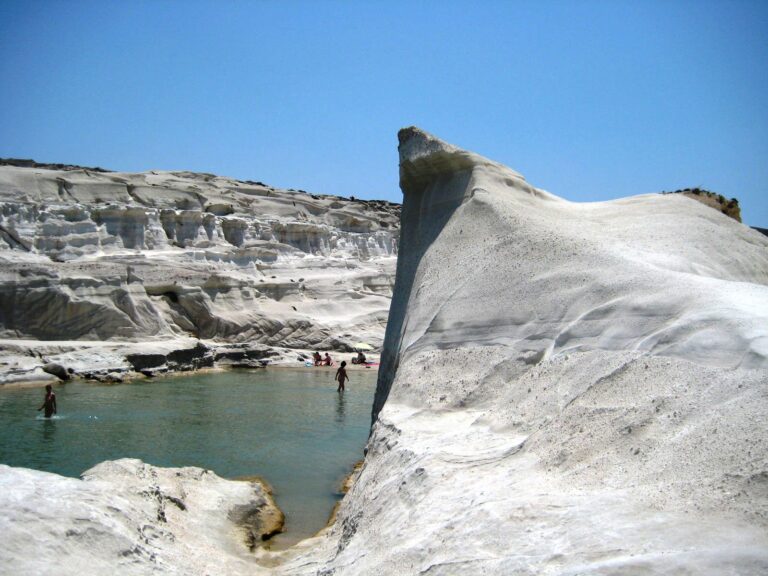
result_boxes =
[2,130,768,575]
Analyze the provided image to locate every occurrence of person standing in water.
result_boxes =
[38,384,57,418]
[335,361,349,393]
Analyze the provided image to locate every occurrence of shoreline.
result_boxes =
[325,460,365,528]
[1,361,378,554]
[0,362,380,389]
[0,338,380,389]
[258,458,366,553]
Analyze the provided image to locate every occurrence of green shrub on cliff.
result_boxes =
[661,188,742,222]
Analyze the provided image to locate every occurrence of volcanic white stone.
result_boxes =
[280,127,768,575]
[0,459,280,575]
[0,164,399,382]
[2,131,767,575]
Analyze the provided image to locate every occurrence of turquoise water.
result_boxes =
[0,368,376,546]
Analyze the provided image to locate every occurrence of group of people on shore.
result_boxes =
[311,350,369,367]
[312,351,334,366]
[310,349,371,393]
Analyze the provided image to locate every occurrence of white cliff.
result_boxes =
[2,131,768,575]
[0,162,399,382]
[277,128,768,574]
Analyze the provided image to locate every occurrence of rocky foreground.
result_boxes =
[0,163,399,384]
[0,459,283,575]
[2,130,768,575]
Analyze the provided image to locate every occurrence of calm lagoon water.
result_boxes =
[0,368,377,546]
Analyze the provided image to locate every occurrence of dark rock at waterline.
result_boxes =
[227,360,270,369]
[213,344,276,367]
[42,362,70,381]
[126,342,213,374]
[227,499,285,549]
[210,342,276,369]
[167,342,214,370]
[79,369,129,383]
[125,353,167,371]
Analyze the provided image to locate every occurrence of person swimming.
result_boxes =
[38,384,57,418]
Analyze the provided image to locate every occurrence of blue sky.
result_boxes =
[1,0,766,226]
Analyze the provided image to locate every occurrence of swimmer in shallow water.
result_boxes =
[38,384,57,418]
[335,361,349,393]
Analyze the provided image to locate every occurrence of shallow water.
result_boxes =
[0,368,377,546]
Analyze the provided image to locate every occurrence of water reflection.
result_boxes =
[41,419,56,442]
[335,391,346,423]
[38,419,57,469]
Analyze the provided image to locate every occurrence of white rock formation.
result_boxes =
[2,131,767,575]
[276,128,768,574]
[0,459,281,575]
[0,163,398,382]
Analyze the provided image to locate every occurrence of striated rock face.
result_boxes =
[3,133,768,575]
[0,164,399,381]
[0,459,281,575]
[278,128,768,575]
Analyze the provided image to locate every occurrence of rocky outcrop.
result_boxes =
[280,128,768,575]
[213,343,277,368]
[125,341,214,375]
[0,338,285,385]
[0,459,281,575]
[0,165,399,383]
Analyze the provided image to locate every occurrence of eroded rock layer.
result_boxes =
[0,165,399,382]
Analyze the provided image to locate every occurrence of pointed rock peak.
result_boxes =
[397,127,525,196]
[397,126,462,166]
[397,127,459,162]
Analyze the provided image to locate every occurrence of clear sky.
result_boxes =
[1,0,766,226]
